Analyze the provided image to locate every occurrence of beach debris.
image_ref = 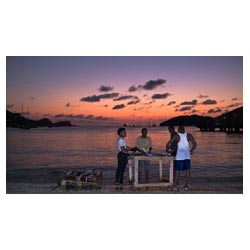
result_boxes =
[61,169,103,190]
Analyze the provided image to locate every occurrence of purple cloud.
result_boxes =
[167,101,176,106]
[128,85,138,92]
[141,79,166,90]
[113,95,136,101]
[127,99,140,105]
[178,106,193,111]
[208,108,222,114]
[80,93,119,102]
[226,103,242,108]
[98,85,114,92]
[80,95,101,102]
[112,104,126,110]
[202,99,217,105]
[128,79,167,92]
[180,99,197,105]
[151,93,171,99]
[99,93,119,99]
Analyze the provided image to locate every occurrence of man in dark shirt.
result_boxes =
[167,126,178,156]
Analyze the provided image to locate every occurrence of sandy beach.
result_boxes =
[6,165,243,194]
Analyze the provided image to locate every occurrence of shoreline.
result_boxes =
[6,166,243,194]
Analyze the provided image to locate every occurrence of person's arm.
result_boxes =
[166,140,172,152]
[134,145,147,154]
[149,138,152,153]
[187,133,197,153]
[121,146,131,152]
[166,135,178,152]
[119,138,131,152]
[136,148,146,154]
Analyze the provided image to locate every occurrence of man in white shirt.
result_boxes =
[116,127,134,185]
[166,126,197,191]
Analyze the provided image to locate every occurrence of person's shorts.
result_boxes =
[139,160,150,171]
[174,159,190,171]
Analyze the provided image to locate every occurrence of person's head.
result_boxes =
[168,126,175,133]
[117,127,126,137]
[178,125,185,133]
[141,127,148,137]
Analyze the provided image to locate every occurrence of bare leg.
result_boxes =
[173,170,180,191]
[184,170,190,190]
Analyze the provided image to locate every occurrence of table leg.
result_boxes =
[134,159,139,185]
[159,159,163,181]
[169,159,174,184]
[128,159,133,182]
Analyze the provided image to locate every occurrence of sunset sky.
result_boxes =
[6,56,243,126]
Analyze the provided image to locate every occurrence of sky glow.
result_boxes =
[6,56,243,126]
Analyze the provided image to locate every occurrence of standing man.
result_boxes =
[167,126,178,182]
[167,126,178,156]
[135,128,152,180]
[166,126,197,191]
[116,127,135,185]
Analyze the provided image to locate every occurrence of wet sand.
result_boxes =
[6,164,243,194]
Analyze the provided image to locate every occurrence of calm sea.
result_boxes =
[6,126,243,176]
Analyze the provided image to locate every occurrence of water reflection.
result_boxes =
[6,127,243,171]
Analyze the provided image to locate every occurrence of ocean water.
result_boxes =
[6,126,243,176]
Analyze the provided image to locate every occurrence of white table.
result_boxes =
[128,153,174,187]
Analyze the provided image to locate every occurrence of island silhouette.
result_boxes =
[160,106,243,133]
[6,106,242,132]
[6,110,74,129]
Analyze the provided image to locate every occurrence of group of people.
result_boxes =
[116,126,197,191]
[116,127,152,185]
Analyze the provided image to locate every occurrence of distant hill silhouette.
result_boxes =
[6,110,74,129]
[53,121,73,127]
[160,114,214,127]
[213,106,243,132]
[160,106,243,132]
